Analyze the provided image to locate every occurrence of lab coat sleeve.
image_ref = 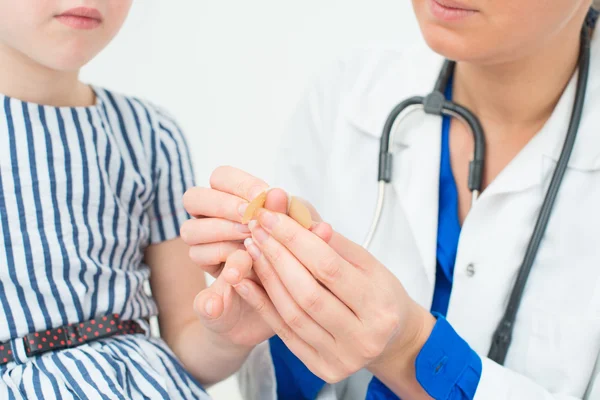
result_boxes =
[473,355,600,400]
[237,341,277,400]
[237,48,376,400]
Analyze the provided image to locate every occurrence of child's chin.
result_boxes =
[37,51,98,73]
[49,58,94,72]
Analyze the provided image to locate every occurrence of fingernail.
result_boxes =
[258,210,278,230]
[244,238,262,260]
[205,298,214,316]
[248,220,257,231]
[238,203,248,217]
[236,223,251,233]
[235,284,249,297]
[226,268,240,281]
[252,227,269,244]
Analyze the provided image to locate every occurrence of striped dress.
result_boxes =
[0,87,208,399]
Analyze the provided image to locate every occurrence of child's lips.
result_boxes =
[55,7,103,30]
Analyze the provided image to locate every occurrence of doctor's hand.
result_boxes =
[233,209,436,397]
[181,166,331,349]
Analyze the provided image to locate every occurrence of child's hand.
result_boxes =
[193,249,275,348]
[181,166,287,279]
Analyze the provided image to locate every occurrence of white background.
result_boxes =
[82,1,421,398]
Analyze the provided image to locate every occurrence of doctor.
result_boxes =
[182,0,600,398]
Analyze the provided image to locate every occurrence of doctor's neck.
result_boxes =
[452,13,589,135]
[0,41,93,107]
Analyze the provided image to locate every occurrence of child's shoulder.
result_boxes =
[91,87,190,165]
[93,86,183,133]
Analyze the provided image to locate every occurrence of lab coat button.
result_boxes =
[466,263,475,277]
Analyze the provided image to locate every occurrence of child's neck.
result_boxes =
[0,41,95,107]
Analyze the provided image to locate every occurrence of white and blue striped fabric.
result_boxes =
[0,87,208,399]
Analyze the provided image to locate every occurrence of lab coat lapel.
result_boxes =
[390,70,574,287]
[344,47,445,287]
[477,67,579,200]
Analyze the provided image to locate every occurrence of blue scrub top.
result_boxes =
[431,77,461,317]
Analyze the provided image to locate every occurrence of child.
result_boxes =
[0,1,250,398]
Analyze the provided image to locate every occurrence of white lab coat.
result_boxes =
[239,28,600,399]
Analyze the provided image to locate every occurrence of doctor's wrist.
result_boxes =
[367,302,436,396]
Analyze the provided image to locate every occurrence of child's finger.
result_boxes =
[194,267,239,319]
[209,166,269,201]
[181,218,251,246]
[189,242,245,276]
[183,187,245,222]
[222,249,254,286]
[194,288,225,320]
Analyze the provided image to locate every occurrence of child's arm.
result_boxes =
[141,105,257,386]
[146,237,253,386]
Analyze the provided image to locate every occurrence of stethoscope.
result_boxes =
[364,8,598,366]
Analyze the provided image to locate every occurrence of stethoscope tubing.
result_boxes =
[366,9,596,365]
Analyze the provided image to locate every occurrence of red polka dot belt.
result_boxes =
[0,314,145,366]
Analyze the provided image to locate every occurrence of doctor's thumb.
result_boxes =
[265,189,325,223]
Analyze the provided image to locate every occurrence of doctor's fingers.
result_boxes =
[233,278,327,362]
[328,231,377,271]
[245,234,361,335]
[180,218,251,246]
[234,278,362,384]
[188,242,245,277]
[239,245,335,351]
[254,210,367,315]
[210,166,269,202]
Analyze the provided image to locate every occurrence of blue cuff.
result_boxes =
[416,314,482,399]
[269,336,325,400]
